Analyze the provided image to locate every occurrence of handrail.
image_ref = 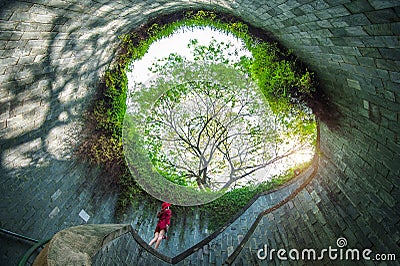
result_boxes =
[0,228,50,265]
[18,238,51,266]
[90,159,318,265]
[126,226,174,264]
[170,160,318,264]
[223,157,320,265]
[0,228,38,243]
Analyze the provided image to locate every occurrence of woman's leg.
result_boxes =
[154,229,165,249]
[149,232,159,246]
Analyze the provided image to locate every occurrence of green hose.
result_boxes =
[18,238,51,266]
[0,228,51,266]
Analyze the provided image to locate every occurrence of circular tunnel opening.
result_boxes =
[79,9,321,231]
[85,10,319,209]
[124,23,318,204]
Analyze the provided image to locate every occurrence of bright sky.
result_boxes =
[127,26,251,86]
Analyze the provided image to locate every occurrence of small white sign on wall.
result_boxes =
[79,209,90,223]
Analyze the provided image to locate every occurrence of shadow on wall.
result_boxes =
[0,3,127,263]
[0,1,217,262]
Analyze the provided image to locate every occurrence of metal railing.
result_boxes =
[0,228,50,266]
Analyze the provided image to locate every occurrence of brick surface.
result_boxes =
[1,0,400,265]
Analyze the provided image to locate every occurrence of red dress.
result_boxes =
[154,208,171,233]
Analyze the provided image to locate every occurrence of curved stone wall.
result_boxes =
[1,0,399,264]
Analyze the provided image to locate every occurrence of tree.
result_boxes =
[129,37,314,191]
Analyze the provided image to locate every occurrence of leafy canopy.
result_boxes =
[128,34,316,192]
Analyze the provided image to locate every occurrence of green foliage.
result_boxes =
[145,135,189,187]
[96,68,127,136]
[142,10,316,143]
[204,160,312,230]
[85,65,127,165]
[250,42,315,99]
[247,41,317,142]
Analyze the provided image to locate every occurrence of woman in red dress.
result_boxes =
[149,202,172,249]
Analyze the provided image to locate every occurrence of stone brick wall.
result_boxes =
[1,0,399,265]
